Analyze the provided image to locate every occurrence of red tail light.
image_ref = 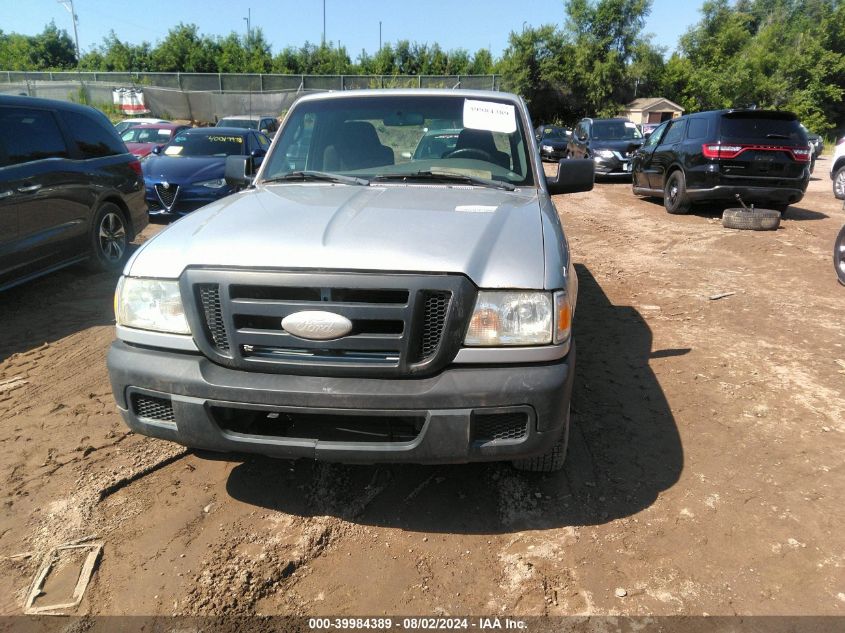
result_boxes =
[702,144,743,159]
[128,159,143,177]
[702,143,811,162]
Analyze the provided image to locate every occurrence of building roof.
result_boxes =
[625,97,684,112]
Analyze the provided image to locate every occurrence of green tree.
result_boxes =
[150,23,219,73]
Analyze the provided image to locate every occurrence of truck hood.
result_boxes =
[127,183,547,289]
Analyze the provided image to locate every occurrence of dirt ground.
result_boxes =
[0,159,843,620]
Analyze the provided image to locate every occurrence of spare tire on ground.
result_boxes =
[722,207,781,231]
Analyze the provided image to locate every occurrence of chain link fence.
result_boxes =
[0,71,502,122]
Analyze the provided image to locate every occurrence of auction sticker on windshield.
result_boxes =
[463,99,517,134]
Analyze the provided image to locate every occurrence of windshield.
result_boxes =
[541,127,568,140]
[218,118,258,129]
[261,95,534,187]
[591,120,642,141]
[121,127,174,143]
[162,133,246,157]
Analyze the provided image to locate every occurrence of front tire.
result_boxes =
[833,166,845,200]
[88,202,130,272]
[664,171,691,214]
[512,405,570,473]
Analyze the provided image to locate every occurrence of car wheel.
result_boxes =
[664,171,691,214]
[512,404,570,473]
[88,202,130,272]
[834,224,845,286]
[833,167,845,200]
[721,207,781,231]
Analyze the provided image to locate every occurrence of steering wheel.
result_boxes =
[444,148,492,162]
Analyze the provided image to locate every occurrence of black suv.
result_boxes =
[631,109,811,214]
[567,117,644,176]
[0,96,147,291]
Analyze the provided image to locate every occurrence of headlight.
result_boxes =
[542,145,553,152]
[594,149,615,158]
[192,178,227,189]
[465,291,552,346]
[115,277,191,334]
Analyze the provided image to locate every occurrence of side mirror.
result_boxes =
[546,159,594,195]
[151,145,163,155]
[225,155,254,188]
[644,131,652,140]
[260,128,269,134]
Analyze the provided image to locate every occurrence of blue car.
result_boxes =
[143,127,271,218]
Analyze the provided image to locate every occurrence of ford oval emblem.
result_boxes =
[282,311,352,340]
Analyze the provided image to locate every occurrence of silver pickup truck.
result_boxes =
[107,89,593,472]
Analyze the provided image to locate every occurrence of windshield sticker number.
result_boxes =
[207,136,243,143]
[463,100,517,134]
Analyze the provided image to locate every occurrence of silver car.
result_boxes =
[108,89,593,472]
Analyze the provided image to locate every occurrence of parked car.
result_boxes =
[120,123,190,159]
[535,125,570,162]
[142,127,271,218]
[114,117,169,134]
[830,136,845,200]
[0,96,147,291]
[800,124,824,158]
[216,114,279,136]
[834,222,845,285]
[631,109,811,214]
[567,117,644,176]
[107,89,595,472]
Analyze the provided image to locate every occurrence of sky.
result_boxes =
[0,0,706,60]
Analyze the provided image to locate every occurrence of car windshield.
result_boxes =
[163,133,245,157]
[591,121,642,141]
[261,95,534,187]
[121,127,174,143]
[219,118,258,129]
[542,127,567,140]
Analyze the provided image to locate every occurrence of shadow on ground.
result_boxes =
[224,264,684,533]
[0,245,143,363]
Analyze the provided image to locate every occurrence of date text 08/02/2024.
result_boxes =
[308,618,528,630]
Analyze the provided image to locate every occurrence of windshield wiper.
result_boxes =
[371,170,516,191]
[263,171,370,186]
[766,133,791,139]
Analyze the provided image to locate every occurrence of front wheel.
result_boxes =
[512,405,570,473]
[833,166,845,200]
[88,202,130,272]
[664,171,690,214]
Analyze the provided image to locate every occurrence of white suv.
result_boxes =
[831,137,845,199]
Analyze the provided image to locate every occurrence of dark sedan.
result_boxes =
[143,127,271,218]
[535,125,570,161]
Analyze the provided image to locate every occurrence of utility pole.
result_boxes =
[244,9,252,117]
[379,21,382,51]
[57,0,81,64]
[322,0,326,46]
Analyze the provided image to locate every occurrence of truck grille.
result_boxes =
[154,183,178,209]
[183,270,475,378]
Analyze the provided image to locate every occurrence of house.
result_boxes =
[621,98,685,126]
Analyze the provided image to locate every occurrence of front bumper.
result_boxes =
[540,146,567,162]
[593,155,632,176]
[107,340,575,464]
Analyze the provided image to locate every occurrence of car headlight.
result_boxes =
[594,149,615,158]
[465,291,553,346]
[115,277,191,334]
[192,178,227,189]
